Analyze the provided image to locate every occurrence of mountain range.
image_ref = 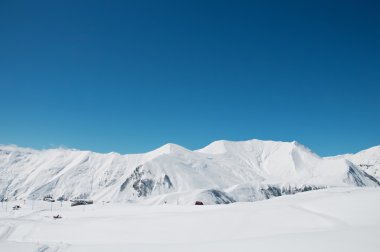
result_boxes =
[1,139,379,204]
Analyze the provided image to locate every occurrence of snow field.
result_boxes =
[1,187,380,251]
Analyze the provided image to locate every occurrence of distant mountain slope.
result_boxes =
[0,140,379,204]
[345,146,380,180]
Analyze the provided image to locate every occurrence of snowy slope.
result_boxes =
[1,187,380,252]
[345,146,380,180]
[0,139,379,204]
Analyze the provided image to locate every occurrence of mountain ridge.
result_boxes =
[1,139,379,204]
[2,139,379,158]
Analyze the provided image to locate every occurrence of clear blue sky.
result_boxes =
[0,0,379,156]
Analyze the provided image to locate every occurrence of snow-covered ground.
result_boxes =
[1,187,380,252]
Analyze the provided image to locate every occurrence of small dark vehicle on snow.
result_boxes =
[13,205,21,210]
[195,201,204,205]
[53,214,62,219]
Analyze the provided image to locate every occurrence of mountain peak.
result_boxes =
[196,140,230,154]
[147,143,190,157]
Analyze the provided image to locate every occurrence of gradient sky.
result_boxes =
[0,0,379,156]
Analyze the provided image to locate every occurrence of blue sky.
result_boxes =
[0,0,379,156]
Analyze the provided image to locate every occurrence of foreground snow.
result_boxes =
[1,187,380,251]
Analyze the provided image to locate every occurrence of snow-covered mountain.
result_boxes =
[346,146,380,180]
[0,139,379,204]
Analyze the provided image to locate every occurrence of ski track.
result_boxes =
[35,243,70,252]
[1,208,70,252]
[290,204,349,228]
[0,223,14,242]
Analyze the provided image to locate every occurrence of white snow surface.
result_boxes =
[0,139,379,204]
[1,187,380,251]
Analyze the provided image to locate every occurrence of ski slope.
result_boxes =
[1,187,380,252]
